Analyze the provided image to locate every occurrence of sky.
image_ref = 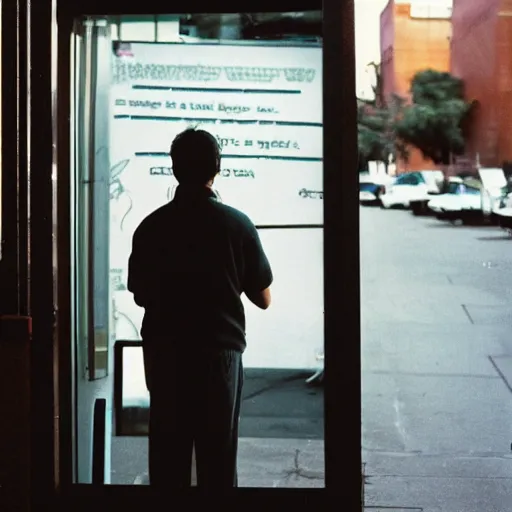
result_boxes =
[354,0,390,98]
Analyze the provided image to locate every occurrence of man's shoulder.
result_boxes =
[133,199,256,239]
[134,202,173,237]
[214,201,257,233]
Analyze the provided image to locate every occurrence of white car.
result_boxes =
[478,167,507,218]
[493,187,512,235]
[428,178,482,221]
[380,171,444,209]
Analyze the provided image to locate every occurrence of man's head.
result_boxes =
[170,128,221,186]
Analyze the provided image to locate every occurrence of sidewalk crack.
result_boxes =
[282,449,324,481]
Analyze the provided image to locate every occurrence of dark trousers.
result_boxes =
[147,348,243,490]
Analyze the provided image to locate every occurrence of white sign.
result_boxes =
[113,86,322,124]
[110,41,323,371]
[112,118,322,159]
[108,154,323,230]
[113,43,321,87]
[243,228,324,370]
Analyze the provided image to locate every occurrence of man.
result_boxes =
[127,128,273,490]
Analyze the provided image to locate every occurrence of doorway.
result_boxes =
[67,13,325,487]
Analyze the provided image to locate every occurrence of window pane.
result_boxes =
[155,15,182,42]
[110,31,324,488]
[72,12,325,489]
[119,16,155,42]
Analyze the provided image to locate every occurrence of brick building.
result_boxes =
[380,0,452,173]
[450,0,512,170]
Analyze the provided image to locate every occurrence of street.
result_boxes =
[361,205,512,511]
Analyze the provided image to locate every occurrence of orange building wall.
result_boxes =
[451,0,512,168]
[380,1,452,173]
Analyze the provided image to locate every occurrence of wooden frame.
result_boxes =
[0,0,25,314]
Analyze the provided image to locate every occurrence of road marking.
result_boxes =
[488,356,512,395]
[461,304,474,324]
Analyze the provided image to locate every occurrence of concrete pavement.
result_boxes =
[115,437,325,487]
[111,368,325,486]
[361,206,512,511]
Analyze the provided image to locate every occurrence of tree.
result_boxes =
[394,70,474,165]
[358,103,392,165]
[358,62,408,171]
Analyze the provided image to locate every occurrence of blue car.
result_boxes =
[359,181,386,205]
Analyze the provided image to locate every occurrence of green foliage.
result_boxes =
[358,104,391,163]
[357,63,408,169]
[394,70,474,165]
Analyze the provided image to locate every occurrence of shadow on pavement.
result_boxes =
[240,369,324,440]
[424,221,494,229]
[476,235,512,242]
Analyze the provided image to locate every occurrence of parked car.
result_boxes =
[407,170,446,215]
[359,173,393,205]
[428,177,483,223]
[495,207,512,235]
[478,167,508,224]
[359,181,385,205]
[380,171,444,210]
[492,179,512,235]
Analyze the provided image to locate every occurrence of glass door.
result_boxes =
[68,12,326,487]
[70,16,113,483]
[108,27,325,487]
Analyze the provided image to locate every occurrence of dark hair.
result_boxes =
[170,128,221,185]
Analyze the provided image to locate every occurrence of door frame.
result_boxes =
[27,0,59,506]
[0,0,24,314]
[29,0,361,507]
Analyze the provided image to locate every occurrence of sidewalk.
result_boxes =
[126,437,325,488]
[363,448,512,512]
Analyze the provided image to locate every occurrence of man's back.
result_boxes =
[129,128,273,489]
[127,185,273,353]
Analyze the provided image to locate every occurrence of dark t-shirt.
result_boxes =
[127,185,273,354]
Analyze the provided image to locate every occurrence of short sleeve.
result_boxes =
[127,221,160,308]
[242,222,273,293]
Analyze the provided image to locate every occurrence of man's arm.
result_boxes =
[243,223,273,310]
[247,286,272,310]
[127,225,153,308]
